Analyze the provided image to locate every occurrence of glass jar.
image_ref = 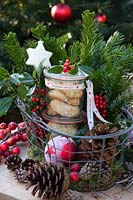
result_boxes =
[43,67,88,123]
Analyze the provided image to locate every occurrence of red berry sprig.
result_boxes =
[0,121,28,161]
[31,87,46,113]
[63,59,75,73]
[94,95,107,119]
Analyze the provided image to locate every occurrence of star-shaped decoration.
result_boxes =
[26,40,52,70]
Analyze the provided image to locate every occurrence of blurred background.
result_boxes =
[0,0,132,67]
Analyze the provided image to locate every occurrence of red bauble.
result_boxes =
[60,142,77,161]
[95,14,107,23]
[51,3,72,22]
[70,171,79,182]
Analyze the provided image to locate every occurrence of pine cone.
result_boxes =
[117,171,131,185]
[79,162,99,180]
[25,162,69,199]
[100,171,112,187]
[91,123,109,135]
[62,189,84,200]
[5,154,22,171]
[21,158,36,170]
[79,139,92,160]
[14,168,27,183]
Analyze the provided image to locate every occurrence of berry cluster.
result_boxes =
[28,122,46,140]
[94,95,107,118]
[31,87,46,113]
[70,163,81,182]
[0,121,28,162]
[63,59,74,73]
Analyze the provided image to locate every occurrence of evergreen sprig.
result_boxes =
[4,32,27,73]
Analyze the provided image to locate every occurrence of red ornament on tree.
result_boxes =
[51,3,72,23]
[95,14,107,23]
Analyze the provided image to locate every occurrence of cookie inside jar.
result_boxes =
[43,67,88,123]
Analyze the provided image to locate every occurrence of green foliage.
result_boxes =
[31,24,68,65]
[68,10,133,122]
[48,65,63,74]
[0,96,14,117]
[4,32,27,73]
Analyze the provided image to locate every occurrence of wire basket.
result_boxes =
[17,98,133,191]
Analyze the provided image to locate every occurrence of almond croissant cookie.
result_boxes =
[48,99,80,117]
[61,89,83,99]
[48,90,80,106]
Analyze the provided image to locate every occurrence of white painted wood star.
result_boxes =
[26,40,52,70]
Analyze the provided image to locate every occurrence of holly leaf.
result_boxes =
[0,80,6,89]
[22,72,35,85]
[0,67,10,79]
[10,73,21,85]
[48,65,63,74]
[16,85,29,99]
[36,64,43,79]
[69,65,78,75]
[0,96,14,117]
[26,85,36,96]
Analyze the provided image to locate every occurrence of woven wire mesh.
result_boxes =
[17,98,133,191]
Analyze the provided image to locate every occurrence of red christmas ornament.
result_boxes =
[95,14,107,23]
[51,3,72,23]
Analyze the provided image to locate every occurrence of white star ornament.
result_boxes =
[26,40,52,70]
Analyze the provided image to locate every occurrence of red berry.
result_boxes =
[14,133,22,142]
[64,62,70,67]
[6,137,16,146]
[32,109,36,112]
[94,95,99,100]
[35,97,40,102]
[0,122,7,129]
[0,142,9,151]
[36,105,40,110]
[21,133,28,142]
[41,89,45,93]
[102,114,106,118]
[0,130,4,140]
[18,122,26,130]
[5,127,11,134]
[65,59,70,63]
[70,163,81,172]
[70,171,79,182]
[100,105,103,109]
[12,146,20,155]
[3,149,12,158]
[8,122,17,130]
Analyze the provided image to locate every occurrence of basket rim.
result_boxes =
[18,102,133,140]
